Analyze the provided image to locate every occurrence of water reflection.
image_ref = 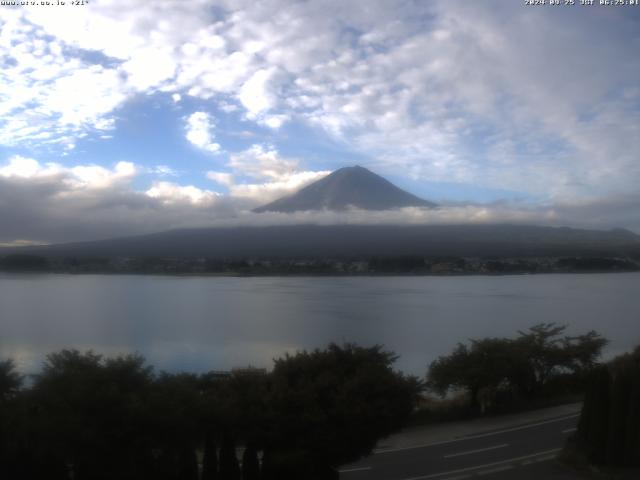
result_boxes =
[1,273,639,375]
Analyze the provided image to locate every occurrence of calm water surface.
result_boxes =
[1,273,639,376]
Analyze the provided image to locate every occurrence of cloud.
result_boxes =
[145,181,220,206]
[0,156,52,179]
[0,155,232,244]
[238,68,278,118]
[1,152,640,245]
[0,15,128,149]
[0,155,136,189]
[207,171,235,187]
[0,0,638,242]
[149,165,179,177]
[228,170,329,204]
[229,144,297,180]
[184,112,221,153]
[209,144,330,203]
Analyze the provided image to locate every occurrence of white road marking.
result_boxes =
[562,427,577,434]
[375,413,579,454]
[400,448,562,480]
[443,443,509,459]
[530,453,558,463]
[476,465,514,476]
[338,466,372,473]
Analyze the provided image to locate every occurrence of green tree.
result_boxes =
[148,372,202,480]
[515,323,607,395]
[265,343,421,478]
[0,359,28,479]
[428,324,608,409]
[428,338,526,408]
[0,359,23,402]
[30,350,156,480]
[576,345,640,467]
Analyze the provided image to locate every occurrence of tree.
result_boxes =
[219,433,241,480]
[0,359,27,479]
[148,372,203,480]
[265,343,421,478]
[427,324,608,409]
[241,442,260,480]
[575,345,640,467]
[0,254,48,271]
[1,344,422,478]
[30,350,156,480]
[428,338,527,408]
[515,323,607,394]
[0,358,22,402]
[469,338,528,411]
[202,431,219,480]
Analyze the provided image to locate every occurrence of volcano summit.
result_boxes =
[253,166,437,213]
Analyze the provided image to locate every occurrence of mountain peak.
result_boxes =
[254,166,437,213]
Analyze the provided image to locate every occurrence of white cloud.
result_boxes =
[0,14,129,149]
[218,100,239,113]
[0,156,52,179]
[205,144,329,203]
[229,144,297,180]
[2,152,640,246]
[207,171,235,187]
[0,239,48,248]
[68,161,137,189]
[121,47,176,91]
[145,181,219,206]
[0,0,638,212]
[185,112,221,153]
[228,170,329,203]
[0,155,136,189]
[238,68,278,118]
[150,165,179,177]
[262,114,290,129]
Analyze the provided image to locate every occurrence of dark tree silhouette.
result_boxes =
[265,343,421,478]
[575,345,640,467]
[241,442,260,480]
[427,324,607,409]
[202,431,219,480]
[219,433,241,480]
[0,359,22,401]
[0,343,421,478]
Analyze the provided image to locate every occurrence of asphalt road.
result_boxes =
[339,413,580,480]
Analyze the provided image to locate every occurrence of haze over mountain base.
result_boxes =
[2,224,639,275]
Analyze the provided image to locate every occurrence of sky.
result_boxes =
[0,0,639,244]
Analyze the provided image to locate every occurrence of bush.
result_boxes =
[0,344,421,479]
[427,323,607,412]
[575,346,640,467]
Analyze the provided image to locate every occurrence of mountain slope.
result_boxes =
[5,224,639,259]
[254,165,437,212]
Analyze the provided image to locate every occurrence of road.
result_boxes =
[339,412,581,480]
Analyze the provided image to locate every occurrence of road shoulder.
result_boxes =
[375,402,582,453]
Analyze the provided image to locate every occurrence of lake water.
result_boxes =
[1,273,639,376]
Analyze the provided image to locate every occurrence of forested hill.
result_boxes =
[3,224,640,260]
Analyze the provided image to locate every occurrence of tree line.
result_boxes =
[0,344,421,480]
[574,345,640,467]
[426,323,608,412]
[0,324,625,478]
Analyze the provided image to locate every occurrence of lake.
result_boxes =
[1,272,639,376]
